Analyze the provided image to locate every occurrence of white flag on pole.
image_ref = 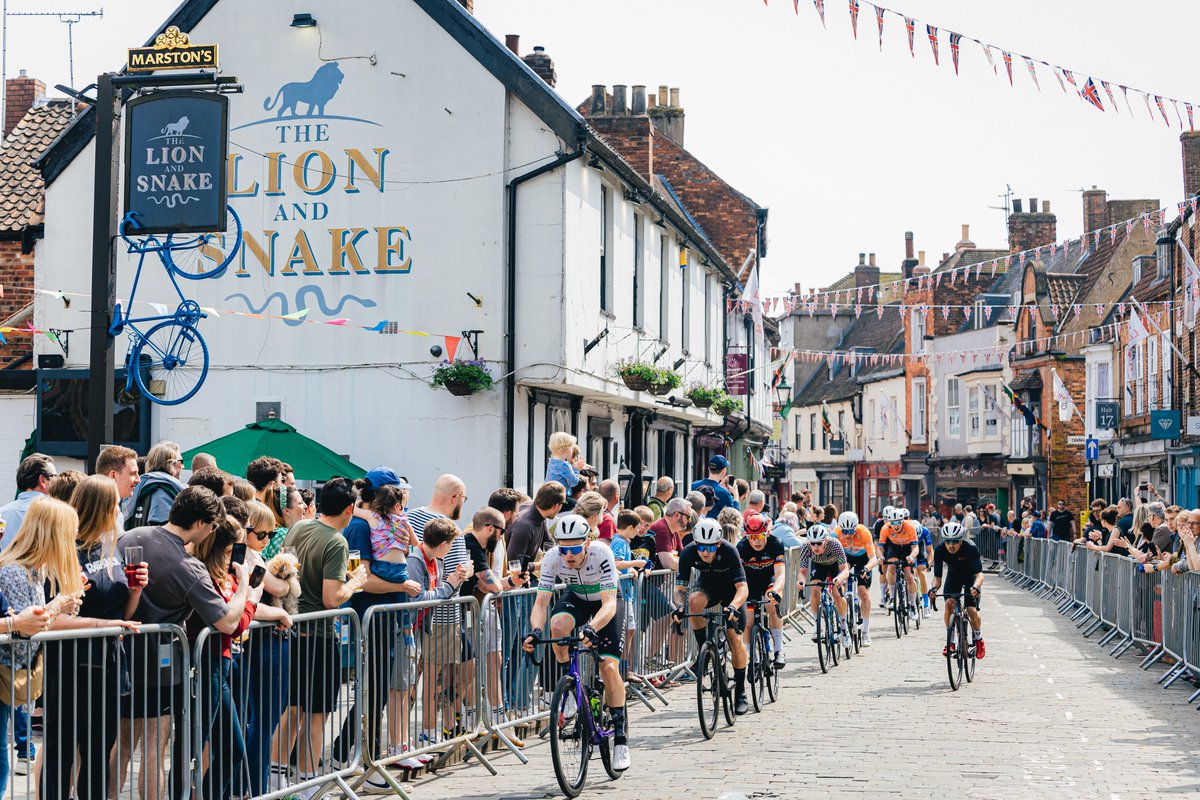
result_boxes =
[1051,367,1079,422]
[741,252,763,335]
[1183,242,1200,330]
[1127,305,1151,345]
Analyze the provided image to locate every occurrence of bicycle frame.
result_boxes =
[111,246,203,336]
[530,634,613,744]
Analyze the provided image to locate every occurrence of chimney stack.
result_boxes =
[956,223,976,251]
[522,46,557,88]
[4,69,45,138]
[650,84,685,146]
[901,232,919,279]
[859,253,866,265]
[904,231,914,260]
[669,87,680,107]
[612,84,627,115]
[504,34,520,55]
[658,85,669,107]
[1182,132,1200,200]
[855,252,880,288]
[1083,186,1108,236]
[590,84,606,115]
[631,85,647,114]
[869,253,877,267]
[1008,193,1057,254]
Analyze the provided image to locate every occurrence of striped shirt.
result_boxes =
[407,507,443,543]
[408,508,468,625]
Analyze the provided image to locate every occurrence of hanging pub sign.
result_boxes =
[123,91,228,235]
[127,26,218,73]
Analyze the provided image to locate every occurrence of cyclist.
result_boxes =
[914,516,934,618]
[672,518,750,715]
[736,512,788,668]
[797,524,850,642]
[929,521,986,659]
[879,506,920,619]
[524,514,630,769]
[834,510,877,647]
[874,505,894,609]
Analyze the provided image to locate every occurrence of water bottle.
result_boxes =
[589,687,602,719]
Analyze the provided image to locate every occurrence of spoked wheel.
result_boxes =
[825,606,839,668]
[912,593,922,630]
[766,638,781,702]
[965,619,977,683]
[696,644,720,740]
[749,631,767,713]
[163,205,243,279]
[815,605,829,674]
[893,589,905,639]
[898,585,910,636]
[549,675,589,798]
[850,597,862,655]
[130,319,210,405]
[719,650,735,727]
[946,621,963,691]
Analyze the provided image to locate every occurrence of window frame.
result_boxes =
[599,184,611,313]
[946,376,961,438]
[912,377,927,443]
[632,212,643,329]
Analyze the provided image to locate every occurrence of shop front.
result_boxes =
[856,461,901,525]
[932,457,1010,518]
[814,464,852,512]
[1172,445,1200,508]
[1112,438,1169,499]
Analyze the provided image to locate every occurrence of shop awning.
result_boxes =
[181,416,366,483]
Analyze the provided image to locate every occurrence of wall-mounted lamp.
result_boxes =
[290,13,318,27]
[583,327,609,356]
[673,357,686,370]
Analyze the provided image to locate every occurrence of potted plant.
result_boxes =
[431,358,494,396]
[712,393,744,417]
[613,358,659,392]
[686,384,722,409]
[648,368,682,396]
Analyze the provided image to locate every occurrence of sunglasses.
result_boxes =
[249,529,272,540]
[696,544,719,553]
[747,533,767,541]
[559,544,585,555]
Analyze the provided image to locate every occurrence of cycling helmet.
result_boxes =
[554,514,591,542]
[940,521,966,542]
[806,523,830,543]
[837,511,859,531]
[693,518,723,546]
[743,513,770,536]
[901,507,912,520]
[881,505,895,520]
[883,506,906,524]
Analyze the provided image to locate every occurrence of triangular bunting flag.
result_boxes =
[926,24,939,65]
[848,0,859,39]
[904,16,915,56]
[875,4,885,49]
[444,335,461,362]
[1023,56,1040,90]
[949,32,962,74]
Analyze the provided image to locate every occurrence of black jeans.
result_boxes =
[40,641,122,800]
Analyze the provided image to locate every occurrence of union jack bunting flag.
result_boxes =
[981,43,996,74]
[1187,103,1195,131]
[876,4,885,49]
[1101,80,1118,113]
[1093,229,1101,249]
[1110,225,1118,244]
[1155,95,1170,126]
[949,32,962,74]
[926,24,939,65]
[1082,77,1104,111]
[1061,68,1078,89]
[1001,51,1013,85]
[813,0,826,27]
[849,0,860,39]
[1052,66,1067,93]
[1023,56,1040,90]
[904,17,915,56]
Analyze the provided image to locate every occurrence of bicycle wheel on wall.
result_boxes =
[130,319,210,405]
[164,205,243,280]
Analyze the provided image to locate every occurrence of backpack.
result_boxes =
[125,480,181,530]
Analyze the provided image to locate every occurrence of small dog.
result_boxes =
[266,552,301,615]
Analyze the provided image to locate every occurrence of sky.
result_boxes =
[9,0,1197,296]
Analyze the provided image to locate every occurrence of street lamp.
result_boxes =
[618,460,634,502]
[640,468,655,500]
[290,13,318,27]
[774,375,791,408]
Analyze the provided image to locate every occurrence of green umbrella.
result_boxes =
[181,416,366,482]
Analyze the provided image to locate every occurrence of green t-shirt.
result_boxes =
[283,518,348,636]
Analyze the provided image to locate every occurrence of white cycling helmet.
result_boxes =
[806,523,830,543]
[692,518,723,546]
[901,507,912,520]
[883,506,906,524]
[837,511,859,531]
[940,521,966,542]
[554,514,591,542]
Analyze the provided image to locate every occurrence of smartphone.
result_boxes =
[231,543,248,567]
[248,565,266,589]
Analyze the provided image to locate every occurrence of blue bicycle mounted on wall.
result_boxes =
[110,206,242,405]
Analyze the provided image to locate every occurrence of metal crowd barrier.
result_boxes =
[1009,543,1200,707]
[974,527,1001,565]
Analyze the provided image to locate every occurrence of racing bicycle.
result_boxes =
[745,594,781,712]
[806,579,844,673]
[933,589,979,690]
[675,609,738,739]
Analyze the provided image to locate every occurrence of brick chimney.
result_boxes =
[504,34,520,55]
[522,46,556,88]
[1008,196,1057,254]
[1182,131,1200,199]
[584,84,654,177]
[854,252,880,288]
[649,85,684,147]
[956,223,976,251]
[5,70,45,138]
[901,231,918,279]
[1082,187,1108,236]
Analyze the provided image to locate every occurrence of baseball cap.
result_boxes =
[364,467,410,490]
[708,455,729,470]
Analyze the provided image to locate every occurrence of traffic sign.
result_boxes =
[1085,437,1099,462]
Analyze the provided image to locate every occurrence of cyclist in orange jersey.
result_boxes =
[879,506,920,619]
[834,510,878,646]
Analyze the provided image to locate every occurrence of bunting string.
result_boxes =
[763,0,1198,126]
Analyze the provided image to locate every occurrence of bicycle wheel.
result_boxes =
[130,318,210,405]
[164,205,243,279]
[815,603,829,674]
[825,605,839,668]
[747,628,763,713]
[850,595,862,655]
[765,631,780,703]
[893,584,904,639]
[964,618,977,683]
[719,641,735,727]
[696,644,720,740]
[912,591,922,631]
[898,581,910,636]
[946,619,962,691]
[549,675,589,798]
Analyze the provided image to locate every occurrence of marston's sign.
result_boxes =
[123,91,228,235]
[128,26,218,73]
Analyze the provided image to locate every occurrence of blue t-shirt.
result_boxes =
[771,524,803,549]
[609,536,635,601]
[1030,519,1048,539]
[345,515,398,616]
[545,457,580,489]
[690,478,736,518]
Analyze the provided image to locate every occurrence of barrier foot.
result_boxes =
[356,763,413,800]
[1110,636,1134,658]
[1139,645,1164,670]
[1069,606,1090,622]
[460,734,499,776]
[1187,684,1200,704]
[335,773,366,800]
[631,675,670,708]
[478,723,530,765]
[1098,627,1120,646]
[1160,662,1187,687]
[1082,619,1105,638]
[626,680,658,712]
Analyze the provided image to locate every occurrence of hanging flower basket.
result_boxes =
[649,368,682,396]
[431,359,494,396]
[613,358,659,392]
[686,384,721,409]
[712,395,744,418]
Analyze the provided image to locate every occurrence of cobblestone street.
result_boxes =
[410,579,1200,800]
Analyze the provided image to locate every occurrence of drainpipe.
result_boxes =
[504,144,587,489]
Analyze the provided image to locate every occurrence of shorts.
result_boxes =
[943,580,981,609]
[884,542,916,565]
[424,623,464,666]
[288,634,344,713]
[807,562,841,585]
[692,584,748,630]
[481,602,503,655]
[847,554,873,588]
[390,632,419,691]
[551,594,625,661]
[745,576,776,604]
[639,582,671,629]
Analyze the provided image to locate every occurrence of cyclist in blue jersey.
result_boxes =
[914,519,934,618]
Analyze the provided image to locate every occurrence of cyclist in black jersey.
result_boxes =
[737,512,788,668]
[928,521,986,660]
[671,518,750,714]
